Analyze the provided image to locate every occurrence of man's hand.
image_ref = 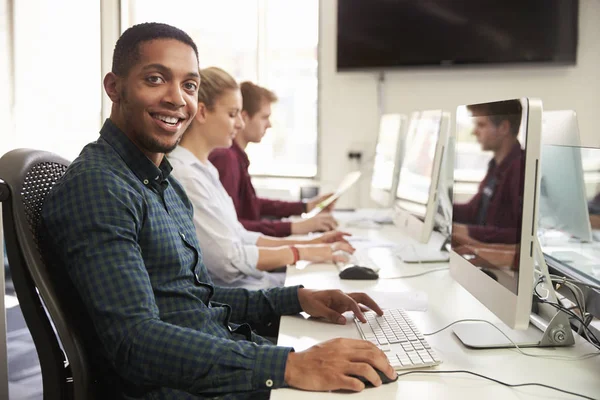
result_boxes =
[308,230,351,245]
[297,288,383,325]
[296,241,355,264]
[291,212,338,234]
[306,192,336,212]
[284,338,396,391]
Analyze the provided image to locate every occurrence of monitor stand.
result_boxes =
[453,239,575,349]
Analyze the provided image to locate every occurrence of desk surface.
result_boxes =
[271,225,600,400]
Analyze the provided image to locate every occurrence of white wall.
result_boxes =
[319,0,600,208]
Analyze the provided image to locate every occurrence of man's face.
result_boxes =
[241,101,272,144]
[112,39,200,158]
[472,116,507,152]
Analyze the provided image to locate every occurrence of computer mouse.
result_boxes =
[350,368,398,387]
[338,265,379,280]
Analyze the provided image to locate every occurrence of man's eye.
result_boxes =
[147,76,164,84]
[184,82,198,91]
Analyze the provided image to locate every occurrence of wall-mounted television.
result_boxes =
[337,0,579,71]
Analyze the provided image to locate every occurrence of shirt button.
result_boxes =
[180,232,186,240]
[265,379,273,388]
[143,179,149,185]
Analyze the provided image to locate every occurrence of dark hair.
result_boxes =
[240,81,278,118]
[111,22,199,77]
[467,100,523,136]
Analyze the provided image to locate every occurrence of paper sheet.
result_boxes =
[366,290,428,311]
[347,235,398,250]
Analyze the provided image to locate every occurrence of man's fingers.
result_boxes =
[336,241,355,253]
[343,296,366,323]
[314,301,347,325]
[344,362,381,388]
[336,375,365,392]
[348,292,384,316]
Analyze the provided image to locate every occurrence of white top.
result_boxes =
[168,146,285,289]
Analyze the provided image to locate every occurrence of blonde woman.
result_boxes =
[169,67,353,289]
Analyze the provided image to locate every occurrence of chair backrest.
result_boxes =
[0,149,94,400]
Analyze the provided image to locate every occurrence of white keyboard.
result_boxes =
[355,309,442,370]
[396,244,449,264]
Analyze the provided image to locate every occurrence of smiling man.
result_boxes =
[38,22,394,399]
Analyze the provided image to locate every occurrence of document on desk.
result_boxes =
[367,290,428,311]
[346,235,397,250]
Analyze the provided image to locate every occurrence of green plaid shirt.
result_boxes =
[39,119,302,399]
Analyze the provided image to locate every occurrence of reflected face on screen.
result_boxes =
[473,116,510,152]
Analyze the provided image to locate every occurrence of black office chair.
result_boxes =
[0,149,96,400]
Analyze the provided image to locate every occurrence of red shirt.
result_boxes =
[453,142,525,244]
[209,141,305,237]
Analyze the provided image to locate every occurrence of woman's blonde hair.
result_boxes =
[197,67,239,111]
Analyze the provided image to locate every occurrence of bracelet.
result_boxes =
[290,246,300,265]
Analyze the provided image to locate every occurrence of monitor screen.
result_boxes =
[370,114,404,205]
[539,144,592,242]
[452,99,528,295]
[337,0,579,70]
[396,111,442,218]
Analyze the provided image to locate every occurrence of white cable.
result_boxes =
[423,318,600,361]
[382,267,449,279]
[549,274,600,291]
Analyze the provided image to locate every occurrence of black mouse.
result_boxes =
[351,368,398,387]
[338,265,379,280]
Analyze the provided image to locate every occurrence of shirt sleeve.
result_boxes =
[212,285,304,325]
[40,168,293,394]
[240,218,293,237]
[258,197,305,219]
[173,168,263,282]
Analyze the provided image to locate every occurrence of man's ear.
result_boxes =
[103,72,122,103]
[241,110,250,125]
[195,102,207,123]
[499,119,511,137]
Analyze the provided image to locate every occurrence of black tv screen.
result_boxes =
[337,0,579,70]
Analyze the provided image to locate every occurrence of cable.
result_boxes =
[549,275,600,291]
[423,318,600,361]
[395,370,597,400]
[382,266,449,279]
[534,279,600,350]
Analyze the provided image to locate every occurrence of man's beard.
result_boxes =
[136,131,181,154]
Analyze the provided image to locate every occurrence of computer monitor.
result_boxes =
[449,98,574,348]
[370,113,407,207]
[393,110,450,243]
[539,111,592,242]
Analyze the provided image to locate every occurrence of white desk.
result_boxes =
[271,225,600,399]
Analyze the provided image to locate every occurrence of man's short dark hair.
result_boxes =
[467,100,523,136]
[112,22,199,77]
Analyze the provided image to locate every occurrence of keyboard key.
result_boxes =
[355,309,443,370]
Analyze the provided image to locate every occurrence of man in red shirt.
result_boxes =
[453,100,525,246]
[210,82,337,237]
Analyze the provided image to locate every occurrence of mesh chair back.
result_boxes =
[0,149,94,399]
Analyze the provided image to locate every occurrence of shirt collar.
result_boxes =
[488,141,523,176]
[231,140,250,167]
[100,119,173,191]
[169,146,219,179]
